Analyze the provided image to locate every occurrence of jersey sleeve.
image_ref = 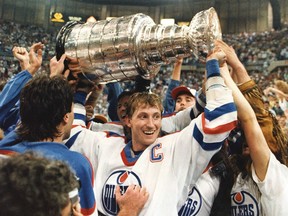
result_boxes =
[171,60,238,185]
[163,79,180,113]
[0,70,32,130]
[251,152,288,215]
[68,101,109,175]
[106,82,123,121]
[71,152,97,215]
[161,107,193,133]
[161,89,206,133]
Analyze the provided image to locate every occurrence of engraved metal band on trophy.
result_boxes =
[56,7,222,84]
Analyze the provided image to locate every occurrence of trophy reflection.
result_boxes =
[56,7,222,84]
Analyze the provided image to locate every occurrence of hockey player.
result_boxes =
[68,49,238,215]
[0,47,96,215]
[73,87,205,140]
[0,73,96,215]
[0,45,149,216]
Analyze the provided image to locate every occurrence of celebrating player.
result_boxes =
[67,49,237,215]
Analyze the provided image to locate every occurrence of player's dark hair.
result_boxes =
[209,148,253,216]
[0,151,79,216]
[17,74,73,141]
[117,90,135,103]
[209,149,236,216]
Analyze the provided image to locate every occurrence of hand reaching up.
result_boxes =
[215,39,250,84]
[50,54,77,89]
[49,54,67,77]
[12,46,29,71]
[12,42,44,75]
[206,48,227,67]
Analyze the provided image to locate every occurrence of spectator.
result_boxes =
[171,85,196,112]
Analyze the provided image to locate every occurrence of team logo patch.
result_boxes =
[178,187,202,216]
[231,191,260,216]
[102,170,142,215]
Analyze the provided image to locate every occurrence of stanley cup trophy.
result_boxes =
[56,7,222,84]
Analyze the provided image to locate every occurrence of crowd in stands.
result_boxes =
[0,19,287,131]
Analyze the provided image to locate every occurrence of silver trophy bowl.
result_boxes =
[56,7,222,84]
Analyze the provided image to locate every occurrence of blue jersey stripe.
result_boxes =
[193,125,224,151]
[75,113,86,122]
[65,131,81,149]
[204,102,236,121]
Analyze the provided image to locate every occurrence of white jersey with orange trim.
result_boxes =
[230,173,263,216]
[85,90,206,136]
[180,165,263,216]
[182,153,287,216]
[86,106,194,136]
[179,170,220,216]
[89,121,124,135]
[252,152,288,216]
[68,82,237,216]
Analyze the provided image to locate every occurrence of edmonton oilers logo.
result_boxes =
[178,187,202,216]
[231,191,260,216]
[102,170,142,215]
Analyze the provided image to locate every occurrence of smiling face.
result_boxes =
[125,92,163,151]
[127,104,162,151]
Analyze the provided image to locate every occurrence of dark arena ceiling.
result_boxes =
[75,0,178,6]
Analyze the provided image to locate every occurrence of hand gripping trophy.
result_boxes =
[56,7,222,83]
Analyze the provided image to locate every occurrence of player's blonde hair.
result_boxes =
[126,92,163,118]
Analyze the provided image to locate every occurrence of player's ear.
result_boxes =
[63,113,70,124]
[125,116,132,128]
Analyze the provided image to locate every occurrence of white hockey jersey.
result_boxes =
[230,173,263,216]
[87,103,202,136]
[252,152,288,216]
[68,85,237,216]
[178,170,220,216]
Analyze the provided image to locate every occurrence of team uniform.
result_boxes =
[179,166,263,216]
[179,153,288,216]
[68,63,237,215]
[179,163,263,216]
[0,70,97,216]
[252,152,288,216]
[230,173,263,216]
[179,170,220,216]
[0,131,97,216]
[81,91,205,137]
[0,70,32,134]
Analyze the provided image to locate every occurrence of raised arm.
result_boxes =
[163,58,183,113]
[264,86,288,100]
[0,43,43,131]
[107,82,123,121]
[220,63,270,180]
[216,39,287,165]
